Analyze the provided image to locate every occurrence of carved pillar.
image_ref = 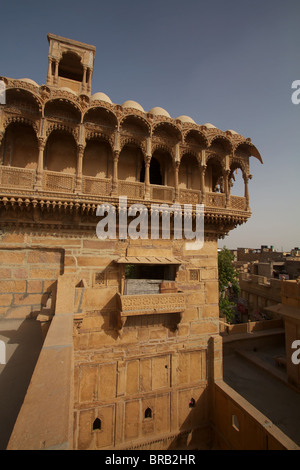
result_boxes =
[111,150,119,196]
[76,144,84,192]
[47,59,52,85]
[200,164,206,204]
[35,138,45,190]
[87,67,92,94]
[244,173,250,210]
[144,155,151,199]
[82,66,87,94]
[224,169,230,208]
[173,160,180,202]
[54,59,59,86]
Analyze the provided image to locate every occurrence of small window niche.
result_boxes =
[144,407,152,419]
[189,398,195,408]
[232,414,240,432]
[92,417,102,431]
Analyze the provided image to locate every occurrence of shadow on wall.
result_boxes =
[0,318,45,449]
[167,387,211,450]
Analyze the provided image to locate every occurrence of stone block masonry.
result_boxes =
[0,242,63,319]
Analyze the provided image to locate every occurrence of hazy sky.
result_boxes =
[0,0,299,251]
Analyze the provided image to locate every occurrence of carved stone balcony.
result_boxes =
[0,166,248,212]
[117,292,185,317]
[0,164,250,238]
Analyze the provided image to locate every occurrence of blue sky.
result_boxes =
[1,0,299,251]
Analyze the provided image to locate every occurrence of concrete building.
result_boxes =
[0,34,298,451]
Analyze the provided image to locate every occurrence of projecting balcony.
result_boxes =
[0,166,249,213]
[117,292,185,317]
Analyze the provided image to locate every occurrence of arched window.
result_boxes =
[149,156,162,185]
[83,139,112,179]
[44,130,77,174]
[229,165,245,197]
[58,51,83,83]
[92,418,101,431]
[118,144,144,182]
[1,122,38,169]
[144,407,152,419]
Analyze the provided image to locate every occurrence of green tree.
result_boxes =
[218,247,240,323]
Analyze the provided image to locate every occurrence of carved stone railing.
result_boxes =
[82,176,111,196]
[179,188,201,205]
[57,76,81,93]
[118,180,144,199]
[205,192,226,208]
[43,170,75,192]
[0,166,249,216]
[0,166,36,190]
[150,184,174,202]
[230,195,246,211]
[117,292,185,317]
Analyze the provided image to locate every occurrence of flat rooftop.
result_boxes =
[223,346,300,447]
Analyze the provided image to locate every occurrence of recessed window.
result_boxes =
[232,414,239,431]
[144,407,152,419]
[189,398,195,408]
[93,418,101,431]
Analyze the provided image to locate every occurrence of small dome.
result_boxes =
[176,115,195,124]
[19,78,39,87]
[149,106,171,118]
[91,92,112,104]
[226,129,239,135]
[59,86,78,95]
[203,123,216,129]
[122,100,145,112]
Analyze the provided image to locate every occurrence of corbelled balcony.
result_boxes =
[0,74,262,238]
[117,292,186,317]
[0,165,249,212]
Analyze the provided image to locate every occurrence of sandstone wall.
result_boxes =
[0,229,221,450]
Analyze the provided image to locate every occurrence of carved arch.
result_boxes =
[234,141,263,164]
[208,134,233,155]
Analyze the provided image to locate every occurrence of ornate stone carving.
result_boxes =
[118,292,185,316]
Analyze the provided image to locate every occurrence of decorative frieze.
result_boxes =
[118,292,186,316]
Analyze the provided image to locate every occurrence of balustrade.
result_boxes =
[0,166,36,190]
[230,195,246,211]
[0,166,248,213]
[205,192,226,208]
[179,188,201,205]
[118,180,144,199]
[150,184,174,202]
[43,170,75,192]
[82,176,111,196]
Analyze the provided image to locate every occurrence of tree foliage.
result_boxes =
[218,247,240,323]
